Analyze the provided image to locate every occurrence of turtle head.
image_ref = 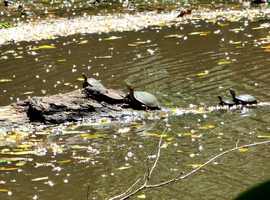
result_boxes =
[218,96,223,102]
[125,82,135,94]
[82,73,87,81]
[82,73,89,88]
[229,89,236,99]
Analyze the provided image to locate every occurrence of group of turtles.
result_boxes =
[218,89,258,107]
[82,74,160,110]
[82,74,258,111]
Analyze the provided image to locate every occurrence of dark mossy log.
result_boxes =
[26,89,131,124]
[0,89,135,125]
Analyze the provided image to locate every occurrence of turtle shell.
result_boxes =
[235,94,257,104]
[218,96,235,107]
[133,91,160,109]
[83,77,107,91]
[104,89,125,103]
[229,89,258,105]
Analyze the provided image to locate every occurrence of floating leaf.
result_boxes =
[57,59,66,62]
[238,147,248,153]
[189,31,210,36]
[3,150,36,155]
[23,91,34,95]
[80,133,105,139]
[257,135,270,139]
[0,189,9,192]
[78,40,88,44]
[164,34,183,39]
[0,167,18,171]
[57,160,71,164]
[0,79,12,83]
[218,59,232,65]
[104,36,122,40]
[137,194,146,199]
[199,124,215,130]
[95,55,112,59]
[15,161,26,167]
[187,164,203,169]
[32,45,56,50]
[118,166,132,170]
[32,177,49,182]
[197,70,209,77]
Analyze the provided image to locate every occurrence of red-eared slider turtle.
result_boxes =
[229,89,258,105]
[218,96,235,107]
[82,74,125,104]
[125,86,160,110]
[82,73,107,91]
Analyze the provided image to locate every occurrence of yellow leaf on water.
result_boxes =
[137,194,146,199]
[57,59,66,62]
[238,147,248,153]
[32,177,49,182]
[32,45,56,50]
[104,36,122,40]
[189,31,210,36]
[57,160,71,164]
[164,34,183,39]
[257,135,270,139]
[78,40,88,44]
[0,189,9,192]
[218,59,232,65]
[15,161,26,167]
[187,164,203,169]
[0,79,12,83]
[0,167,18,171]
[197,70,209,77]
[80,133,105,139]
[199,124,215,130]
[118,166,132,170]
[3,150,36,155]
[77,77,84,81]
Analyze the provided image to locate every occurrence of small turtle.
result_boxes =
[125,86,160,110]
[218,96,235,107]
[229,89,258,105]
[82,74,125,104]
[82,73,107,91]
[177,8,192,17]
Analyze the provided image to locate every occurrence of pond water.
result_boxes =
[0,1,270,200]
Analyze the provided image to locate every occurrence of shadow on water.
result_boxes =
[0,2,270,200]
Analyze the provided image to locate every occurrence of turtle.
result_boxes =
[177,8,192,18]
[82,74,125,104]
[218,96,235,107]
[82,73,107,92]
[229,89,258,105]
[125,86,160,110]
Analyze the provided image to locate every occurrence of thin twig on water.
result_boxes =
[109,139,270,199]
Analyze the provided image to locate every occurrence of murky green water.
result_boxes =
[0,1,270,200]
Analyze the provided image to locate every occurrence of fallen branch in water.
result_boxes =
[109,139,270,200]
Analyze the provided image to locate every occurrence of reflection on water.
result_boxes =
[0,1,270,200]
